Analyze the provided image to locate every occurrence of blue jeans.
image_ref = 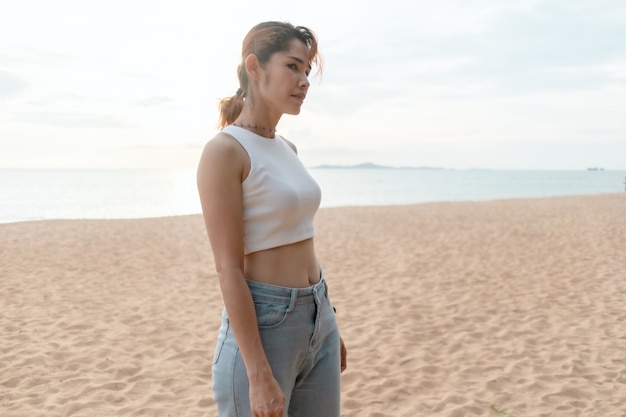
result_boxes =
[212,275,341,417]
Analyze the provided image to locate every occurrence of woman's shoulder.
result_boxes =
[203,130,246,155]
[199,131,248,171]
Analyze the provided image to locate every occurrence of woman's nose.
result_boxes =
[299,75,310,89]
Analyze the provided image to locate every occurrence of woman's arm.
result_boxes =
[197,134,285,416]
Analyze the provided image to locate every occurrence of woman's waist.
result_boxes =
[243,238,320,287]
[245,273,327,306]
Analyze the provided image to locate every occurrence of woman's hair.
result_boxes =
[217,21,322,128]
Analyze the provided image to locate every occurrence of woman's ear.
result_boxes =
[244,54,261,81]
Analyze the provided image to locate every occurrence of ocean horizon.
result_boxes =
[1,167,625,224]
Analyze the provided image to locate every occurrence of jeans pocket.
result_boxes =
[254,301,289,329]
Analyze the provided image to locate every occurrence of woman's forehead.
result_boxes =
[277,39,311,64]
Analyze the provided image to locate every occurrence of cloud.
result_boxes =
[0,46,74,68]
[133,96,176,107]
[551,59,626,80]
[308,0,626,122]
[0,71,27,97]
[14,112,138,129]
[595,60,626,79]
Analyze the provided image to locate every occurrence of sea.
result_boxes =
[1,168,625,224]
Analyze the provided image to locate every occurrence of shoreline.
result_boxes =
[3,168,625,225]
[1,192,623,225]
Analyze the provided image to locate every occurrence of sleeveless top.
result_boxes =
[222,125,322,255]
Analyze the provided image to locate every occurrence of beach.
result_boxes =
[1,194,625,416]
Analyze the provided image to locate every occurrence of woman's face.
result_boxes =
[257,39,311,116]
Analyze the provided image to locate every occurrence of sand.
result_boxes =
[1,194,625,417]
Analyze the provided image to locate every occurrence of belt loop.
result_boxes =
[320,274,328,297]
[287,289,298,312]
[320,267,326,288]
[314,281,323,306]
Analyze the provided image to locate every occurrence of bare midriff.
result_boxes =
[243,238,320,288]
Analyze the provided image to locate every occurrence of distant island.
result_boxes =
[310,162,445,170]
[311,163,615,171]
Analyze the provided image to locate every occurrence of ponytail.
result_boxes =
[217,93,244,129]
[217,61,248,129]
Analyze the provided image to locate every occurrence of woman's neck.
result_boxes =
[235,107,281,138]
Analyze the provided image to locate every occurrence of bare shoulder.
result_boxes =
[198,131,248,178]
[202,131,245,159]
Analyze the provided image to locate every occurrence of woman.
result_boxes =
[197,21,347,417]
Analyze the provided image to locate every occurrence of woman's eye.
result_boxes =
[288,64,298,70]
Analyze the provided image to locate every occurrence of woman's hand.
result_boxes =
[249,374,285,417]
[340,336,347,373]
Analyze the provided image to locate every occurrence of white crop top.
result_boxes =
[222,125,322,254]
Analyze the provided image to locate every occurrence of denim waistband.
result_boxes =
[245,272,327,307]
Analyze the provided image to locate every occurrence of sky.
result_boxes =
[1,0,625,170]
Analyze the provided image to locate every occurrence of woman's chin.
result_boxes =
[285,107,302,116]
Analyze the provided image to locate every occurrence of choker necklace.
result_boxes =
[233,122,277,134]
